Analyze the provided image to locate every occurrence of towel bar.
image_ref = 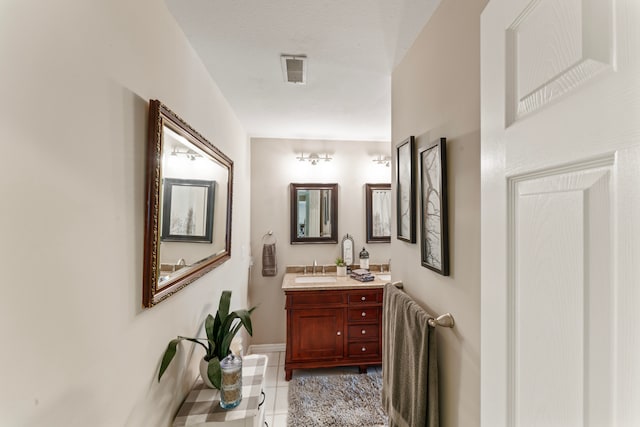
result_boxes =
[262,230,276,243]
[427,313,455,328]
[389,281,455,328]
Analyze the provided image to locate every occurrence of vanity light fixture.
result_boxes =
[296,152,332,165]
[170,147,201,161]
[372,155,391,167]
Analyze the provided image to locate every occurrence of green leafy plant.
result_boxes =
[335,257,345,266]
[158,290,255,389]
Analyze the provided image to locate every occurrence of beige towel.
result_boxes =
[382,283,439,427]
[261,243,277,276]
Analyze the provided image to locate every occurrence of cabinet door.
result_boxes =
[289,308,344,361]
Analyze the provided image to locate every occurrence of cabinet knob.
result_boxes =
[361,312,366,317]
[361,329,366,335]
[361,296,366,301]
[361,347,367,352]
[337,331,341,336]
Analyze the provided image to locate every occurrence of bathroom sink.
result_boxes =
[294,276,338,284]
[376,274,392,282]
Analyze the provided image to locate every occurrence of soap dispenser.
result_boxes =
[359,247,370,270]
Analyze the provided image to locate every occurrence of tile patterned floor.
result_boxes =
[253,351,382,427]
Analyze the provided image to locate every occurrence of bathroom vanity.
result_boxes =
[282,272,390,380]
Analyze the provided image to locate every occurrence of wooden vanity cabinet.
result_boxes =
[284,287,383,380]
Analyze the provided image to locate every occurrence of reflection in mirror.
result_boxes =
[161,178,215,243]
[366,183,391,243]
[143,100,233,307]
[290,183,338,244]
[296,189,331,238]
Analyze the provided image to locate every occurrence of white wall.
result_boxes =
[391,0,486,425]
[0,1,250,426]
[249,138,391,345]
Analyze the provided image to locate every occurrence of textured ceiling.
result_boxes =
[165,0,441,141]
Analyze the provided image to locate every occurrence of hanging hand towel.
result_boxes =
[262,242,277,276]
[382,283,439,427]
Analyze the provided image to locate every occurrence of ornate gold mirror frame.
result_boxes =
[143,100,233,307]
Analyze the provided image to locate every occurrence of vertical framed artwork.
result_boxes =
[365,183,392,243]
[396,136,416,243]
[161,178,216,243]
[419,137,449,275]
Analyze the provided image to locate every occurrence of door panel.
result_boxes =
[505,0,613,125]
[614,146,640,425]
[509,163,612,426]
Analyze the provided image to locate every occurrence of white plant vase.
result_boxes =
[336,266,347,277]
[199,358,216,389]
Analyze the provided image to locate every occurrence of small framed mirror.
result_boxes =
[290,183,338,244]
[365,183,391,243]
[143,100,233,307]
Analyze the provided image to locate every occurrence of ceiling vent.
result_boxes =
[280,54,307,84]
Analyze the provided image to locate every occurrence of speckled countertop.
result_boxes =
[281,272,393,291]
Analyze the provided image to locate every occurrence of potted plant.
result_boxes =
[158,290,255,389]
[336,257,347,276]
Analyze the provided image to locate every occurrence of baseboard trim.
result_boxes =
[248,343,286,354]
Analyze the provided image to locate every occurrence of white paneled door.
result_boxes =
[481,0,640,426]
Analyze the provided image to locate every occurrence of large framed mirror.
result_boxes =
[143,100,233,307]
[365,183,391,243]
[290,183,338,244]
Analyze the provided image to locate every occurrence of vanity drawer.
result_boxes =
[347,290,382,305]
[347,341,380,358]
[347,307,380,323]
[347,324,379,340]
[287,291,346,307]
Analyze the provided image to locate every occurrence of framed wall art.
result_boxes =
[419,137,449,275]
[396,136,416,243]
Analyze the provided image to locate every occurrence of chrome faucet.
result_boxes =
[312,260,318,275]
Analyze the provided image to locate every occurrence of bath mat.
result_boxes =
[287,371,388,426]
